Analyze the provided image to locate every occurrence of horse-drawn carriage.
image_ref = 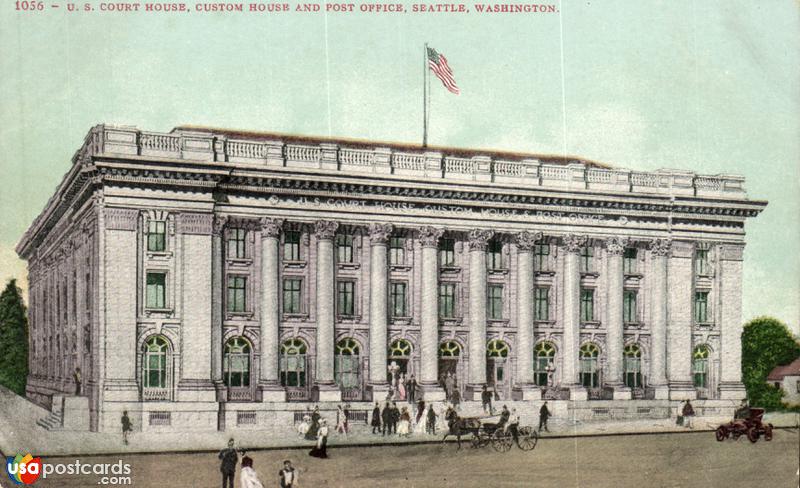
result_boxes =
[443,409,539,452]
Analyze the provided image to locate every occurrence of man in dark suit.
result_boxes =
[539,401,551,432]
[371,402,382,434]
[381,402,392,436]
[406,375,418,404]
[279,459,297,488]
[218,438,238,488]
[390,402,400,434]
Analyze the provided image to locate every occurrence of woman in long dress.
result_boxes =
[309,419,329,458]
[397,407,411,437]
[413,400,427,434]
[239,455,264,488]
[304,406,320,441]
[297,414,311,438]
[397,373,407,401]
[335,405,349,436]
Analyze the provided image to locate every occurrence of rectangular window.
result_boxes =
[147,221,166,252]
[623,290,637,323]
[580,247,594,273]
[487,241,503,270]
[580,288,595,322]
[439,238,455,267]
[146,272,166,309]
[227,276,247,312]
[487,285,503,320]
[282,279,302,314]
[534,244,550,271]
[337,281,355,316]
[389,237,405,266]
[227,228,247,259]
[623,248,637,274]
[534,287,549,321]
[695,249,710,276]
[695,291,709,323]
[283,231,301,261]
[439,283,456,318]
[390,282,407,317]
[336,235,354,263]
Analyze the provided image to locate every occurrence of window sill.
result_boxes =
[144,308,173,317]
[534,270,555,276]
[390,265,412,272]
[337,315,362,323]
[695,322,715,330]
[580,272,600,278]
[439,317,463,327]
[227,311,255,320]
[581,321,602,329]
[488,268,509,276]
[337,263,360,271]
[283,260,307,269]
[227,258,253,266]
[439,266,461,274]
[283,313,308,322]
[391,316,413,325]
[534,320,556,327]
[488,319,510,326]
[624,273,643,279]
[146,251,172,259]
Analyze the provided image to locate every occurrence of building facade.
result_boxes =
[17,125,766,432]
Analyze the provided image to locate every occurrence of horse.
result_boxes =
[441,407,481,449]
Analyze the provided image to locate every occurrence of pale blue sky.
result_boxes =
[1,1,797,330]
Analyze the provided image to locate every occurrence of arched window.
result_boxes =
[335,338,361,389]
[486,339,509,358]
[280,338,307,387]
[623,344,642,388]
[439,341,461,357]
[533,342,557,386]
[223,337,251,388]
[693,345,710,388]
[579,343,601,388]
[387,339,412,382]
[142,336,171,400]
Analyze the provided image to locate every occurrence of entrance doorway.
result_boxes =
[486,339,510,400]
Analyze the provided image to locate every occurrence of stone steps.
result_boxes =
[36,411,63,431]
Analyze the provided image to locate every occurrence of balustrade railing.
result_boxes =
[285,144,320,163]
[140,133,180,153]
[340,148,374,166]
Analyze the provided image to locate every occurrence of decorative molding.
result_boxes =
[562,234,587,254]
[212,216,228,236]
[314,220,339,240]
[605,236,628,256]
[648,238,672,257]
[260,217,285,238]
[418,226,444,248]
[367,223,393,245]
[515,231,543,252]
[467,229,494,251]
[669,240,696,259]
[719,244,745,261]
[177,212,213,235]
[104,208,139,231]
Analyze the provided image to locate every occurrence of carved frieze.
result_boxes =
[177,212,213,235]
[104,208,138,231]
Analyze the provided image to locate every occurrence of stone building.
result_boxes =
[16,125,766,432]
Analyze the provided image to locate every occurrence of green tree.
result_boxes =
[741,316,800,410]
[0,279,28,395]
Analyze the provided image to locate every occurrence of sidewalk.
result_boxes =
[1,386,797,457]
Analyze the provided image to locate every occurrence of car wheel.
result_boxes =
[747,427,759,443]
[715,426,727,442]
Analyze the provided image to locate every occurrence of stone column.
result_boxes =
[367,223,392,398]
[718,244,747,400]
[668,241,697,400]
[467,229,493,399]
[513,231,543,400]
[313,220,341,402]
[419,226,446,400]
[605,236,630,399]
[259,218,285,401]
[649,238,671,399]
[211,217,226,407]
[562,234,586,400]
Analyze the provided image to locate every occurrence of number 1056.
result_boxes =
[16,1,45,10]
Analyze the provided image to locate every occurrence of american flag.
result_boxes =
[427,47,460,95]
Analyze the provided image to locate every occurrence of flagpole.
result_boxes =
[423,42,428,147]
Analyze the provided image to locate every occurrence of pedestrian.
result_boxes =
[305,406,320,440]
[371,402,382,434]
[426,404,437,435]
[381,402,392,436]
[451,387,461,410]
[413,400,426,434]
[497,405,510,432]
[481,385,493,414]
[297,412,311,438]
[406,374,418,404]
[218,438,239,488]
[398,407,411,436]
[309,419,329,458]
[390,402,400,434]
[73,367,82,395]
[682,400,695,429]
[444,372,455,401]
[240,455,264,488]
[120,410,132,445]
[278,460,298,488]
[336,405,348,436]
[539,401,551,432]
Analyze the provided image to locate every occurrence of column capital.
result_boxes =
[314,220,339,240]
[418,226,444,248]
[259,217,284,238]
[367,223,393,245]
[562,234,587,254]
[605,236,629,256]
[212,215,228,236]
[649,238,672,257]
[515,231,544,252]
[467,229,494,251]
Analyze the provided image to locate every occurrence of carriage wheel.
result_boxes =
[470,433,482,449]
[491,429,513,453]
[517,426,539,451]
[747,427,759,443]
[715,426,728,442]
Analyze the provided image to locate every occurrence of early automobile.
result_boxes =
[715,407,774,443]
